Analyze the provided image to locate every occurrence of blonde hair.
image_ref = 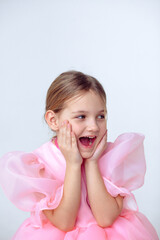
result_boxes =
[45,70,106,113]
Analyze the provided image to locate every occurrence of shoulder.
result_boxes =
[0,140,56,172]
[99,132,146,187]
[103,132,145,155]
[112,132,145,146]
[98,133,146,206]
[33,140,65,167]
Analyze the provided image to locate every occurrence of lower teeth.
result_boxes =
[89,141,92,146]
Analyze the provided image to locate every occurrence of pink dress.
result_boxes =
[0,133,158,240]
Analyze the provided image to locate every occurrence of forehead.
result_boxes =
[64,91,106,111]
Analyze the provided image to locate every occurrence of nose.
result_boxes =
[87,118,99,132]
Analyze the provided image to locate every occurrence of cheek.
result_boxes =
[69,121,81,136]
[99,121,107,132]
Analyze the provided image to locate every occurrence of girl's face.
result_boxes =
[56,90,107,159]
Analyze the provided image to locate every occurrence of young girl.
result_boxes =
[0,71,158,240]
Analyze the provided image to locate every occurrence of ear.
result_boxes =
[45,110,59,131]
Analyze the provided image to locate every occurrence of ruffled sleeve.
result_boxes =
[99,133,146,211]
[0,151,64,226]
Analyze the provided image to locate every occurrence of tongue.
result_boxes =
[80,137,90,146]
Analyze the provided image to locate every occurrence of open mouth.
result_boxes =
[79,136,97,147]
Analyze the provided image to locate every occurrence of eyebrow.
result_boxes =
[71,110,106,114]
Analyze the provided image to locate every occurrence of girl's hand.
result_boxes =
[85,130,107,164]
[57,120,83,166]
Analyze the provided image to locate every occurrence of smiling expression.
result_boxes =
[55,90,107,159]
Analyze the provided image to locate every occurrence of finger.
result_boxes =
[62,120,69,146]
[58,121,66,147]
[98,130,107,147]
[94,131,107,158]
[100,132,107,150]
[103,130,107,144]
[71,131,77,148]
[69,123,78,148]
[66,122,72,147]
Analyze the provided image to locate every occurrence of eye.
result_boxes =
[97,114,105,119]
[76,115,85,119]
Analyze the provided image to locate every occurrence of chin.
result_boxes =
[80,151,94,159]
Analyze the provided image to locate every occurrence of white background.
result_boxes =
[0,0,160,239]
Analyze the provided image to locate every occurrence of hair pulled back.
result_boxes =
[45,70,106,113]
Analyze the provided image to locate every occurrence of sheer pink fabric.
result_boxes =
[0,133,158,240]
